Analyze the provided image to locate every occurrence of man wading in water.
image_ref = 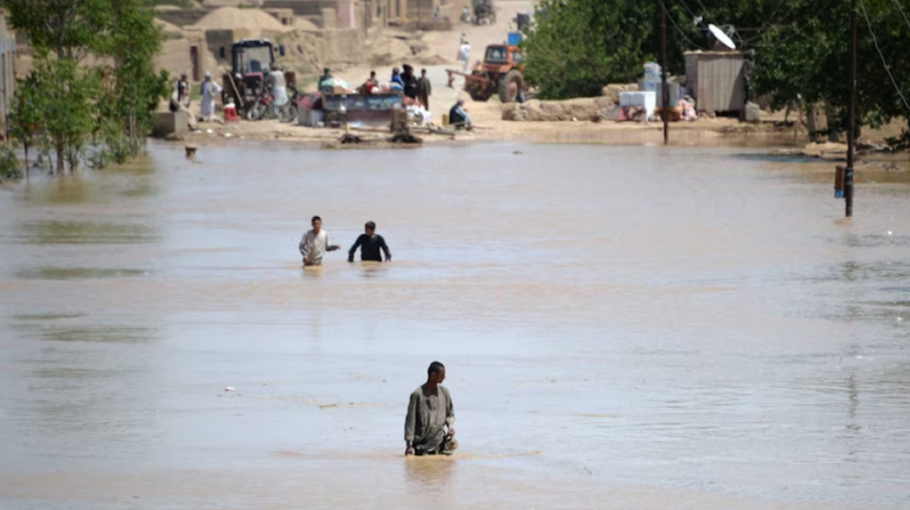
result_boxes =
[299,216,341,267]
[405,362,457,456]
[348,221,392,263]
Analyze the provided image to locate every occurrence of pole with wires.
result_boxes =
[660,0,669,145]
[846,0,857,217]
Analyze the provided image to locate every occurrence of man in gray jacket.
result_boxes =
[405,361,457,456]
[299,216,340,266]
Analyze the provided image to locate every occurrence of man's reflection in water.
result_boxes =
[403,455,457,495]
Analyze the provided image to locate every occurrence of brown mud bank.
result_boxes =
[164,116,817,149]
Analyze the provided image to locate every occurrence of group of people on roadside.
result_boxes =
[346,65,434,111]
[170,71,222,127]
[171,66,290,126]
[368,65,471,129]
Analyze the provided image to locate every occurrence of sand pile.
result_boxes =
[417,54,449,65]
[368,36,413,66]
[193,7,292,32]
[292,18,319,31]
[155,18,184,36]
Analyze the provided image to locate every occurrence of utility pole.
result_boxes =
[660,0,669,145]
[846,0,857,217]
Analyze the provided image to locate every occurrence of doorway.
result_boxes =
[190,46,200,82]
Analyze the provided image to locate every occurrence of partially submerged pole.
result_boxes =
[846,0,857,217]
[660,0,669,145]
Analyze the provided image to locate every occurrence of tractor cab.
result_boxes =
[452,44,525,103]
[230,39,276,97]
[482,45,523,74]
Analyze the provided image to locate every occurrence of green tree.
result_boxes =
[8,75,42,175]
[750,0,910,145]
[2,0,109,59]
[3,0,169,172]
[97,0,170,163]
[30,59,99,173]
[523,0,658,99]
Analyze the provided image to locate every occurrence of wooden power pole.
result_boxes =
[660,0,669,145]
[846,0,857,217]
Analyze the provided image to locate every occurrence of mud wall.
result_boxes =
[155,31,219,82]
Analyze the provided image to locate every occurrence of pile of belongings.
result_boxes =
[319,77,352,94]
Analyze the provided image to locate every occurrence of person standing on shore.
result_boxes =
[176,71,191,109]
[401,64,419,100]
[299,216,341,267]
[458,40,471,72]
[417,69,432,110]
[200,71,222,122]
[405,361,457,456]
[347,221,391,263]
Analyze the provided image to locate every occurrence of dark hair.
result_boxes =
[365,221,376,230]
[311,216,322,223]
[370,70,376,76]
[323,68,330,74]
[421,68,427,74]
[428,361,445,376]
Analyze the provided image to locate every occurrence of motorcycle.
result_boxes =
[278,86,302,123]
[245,91,275,121]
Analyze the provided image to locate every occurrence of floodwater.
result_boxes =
[1,142,909,510]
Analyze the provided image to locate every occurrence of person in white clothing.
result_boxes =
[299,216,341,267]
[200,71,223,122]
[268,65,288,107]
[458,41,471,72]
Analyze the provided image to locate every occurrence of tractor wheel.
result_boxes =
[498,69,523,103]
[469,85,491,102]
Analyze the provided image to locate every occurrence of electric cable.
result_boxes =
[859,0,910,113]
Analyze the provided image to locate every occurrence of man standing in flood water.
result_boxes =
[347,221,392,263]
[299,216,341,266]
[405,361,457,456]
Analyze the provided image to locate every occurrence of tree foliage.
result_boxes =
[750,0,910,145]
[523,0,658,99]
[3,0,168,174]
[2,0,110,59]
[97,0,170,164]
[523,0,910,144]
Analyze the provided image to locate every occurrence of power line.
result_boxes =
[657,0,711,51]
[746,0,809,43]
[859,0,910,113]
[745,0,838,46]
[891,0,910,32]
[692,0,712,19]
[676,0,703,24]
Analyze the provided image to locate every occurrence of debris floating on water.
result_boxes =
[225,387,236,392]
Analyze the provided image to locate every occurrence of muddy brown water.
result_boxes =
[0,142,908,509]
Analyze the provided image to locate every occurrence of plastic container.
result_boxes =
[507,32,522,46]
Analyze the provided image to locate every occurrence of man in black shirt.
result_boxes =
[348,221,392,262]
[401,64,419,100]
